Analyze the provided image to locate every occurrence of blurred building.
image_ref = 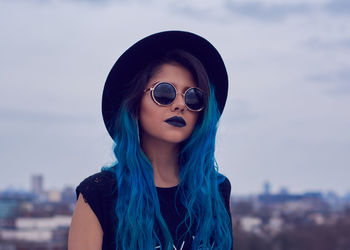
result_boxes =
[61,187,75,204]
[240,216,262,234]
[47,190,61,203]
[263,181,271,195]
[0,191,33,223]
[0,175,76,250]
[31,175,43,196]
[0,215,71,250]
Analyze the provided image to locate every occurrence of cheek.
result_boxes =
[139,99,151,127]
[139,97,160,130]
[186,113,199,133]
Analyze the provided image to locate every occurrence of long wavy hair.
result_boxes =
[102,50,232,249]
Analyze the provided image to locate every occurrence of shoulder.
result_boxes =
[76,168,117,203]
[218,174,231,197]
[68,193,103,250]
[217,174,232,217]
[75,168,117,231]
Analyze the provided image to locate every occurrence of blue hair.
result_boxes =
[177,84,232,249]
[103,103,173,249]
[102,50,232,249]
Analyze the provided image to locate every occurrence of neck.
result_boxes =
[140,134,180,188]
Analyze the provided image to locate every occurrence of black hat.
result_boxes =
[102,30,228,139]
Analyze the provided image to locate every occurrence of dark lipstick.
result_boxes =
[164,116,186,127]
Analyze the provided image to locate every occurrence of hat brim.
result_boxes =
[102,30,228,139]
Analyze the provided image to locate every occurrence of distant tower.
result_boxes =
[263,181,271,195]
[279,187,289,195]
[31,175,43,196]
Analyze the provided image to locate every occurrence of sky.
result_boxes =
[0,0,349,196]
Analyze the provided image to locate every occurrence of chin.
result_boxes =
[141,129,193,145]
[162,133,192,144]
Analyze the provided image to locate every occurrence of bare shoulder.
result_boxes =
[68,193,103,250]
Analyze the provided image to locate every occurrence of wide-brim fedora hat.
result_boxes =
[102,30,228,139]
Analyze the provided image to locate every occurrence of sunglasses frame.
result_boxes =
[144,82,205,112]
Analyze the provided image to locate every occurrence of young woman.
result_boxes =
[68,31,233,250]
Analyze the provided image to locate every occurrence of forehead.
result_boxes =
[147,63,196,89]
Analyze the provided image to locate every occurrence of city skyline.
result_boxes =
[1,174,349,200]
[1,0,349,195]
[2,173,349,250]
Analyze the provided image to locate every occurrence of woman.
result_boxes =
[68,31,233,250]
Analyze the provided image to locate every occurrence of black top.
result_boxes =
[76,170,232,250]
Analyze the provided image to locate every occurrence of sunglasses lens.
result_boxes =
[153,82,176,105]
[185,88,204,111]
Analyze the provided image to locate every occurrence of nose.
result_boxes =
[170,92,186,112]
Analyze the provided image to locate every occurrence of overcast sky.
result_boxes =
[1,0,349,196]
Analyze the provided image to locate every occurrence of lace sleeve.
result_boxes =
[76,170,117,229]
[219,177,232,217]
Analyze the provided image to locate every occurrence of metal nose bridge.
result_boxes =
[174,90,186,98]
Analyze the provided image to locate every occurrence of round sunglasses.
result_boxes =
[144,82,205,112]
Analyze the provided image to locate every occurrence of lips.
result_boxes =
[164,116,186,127]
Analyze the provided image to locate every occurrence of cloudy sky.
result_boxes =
[1,0,349,195]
